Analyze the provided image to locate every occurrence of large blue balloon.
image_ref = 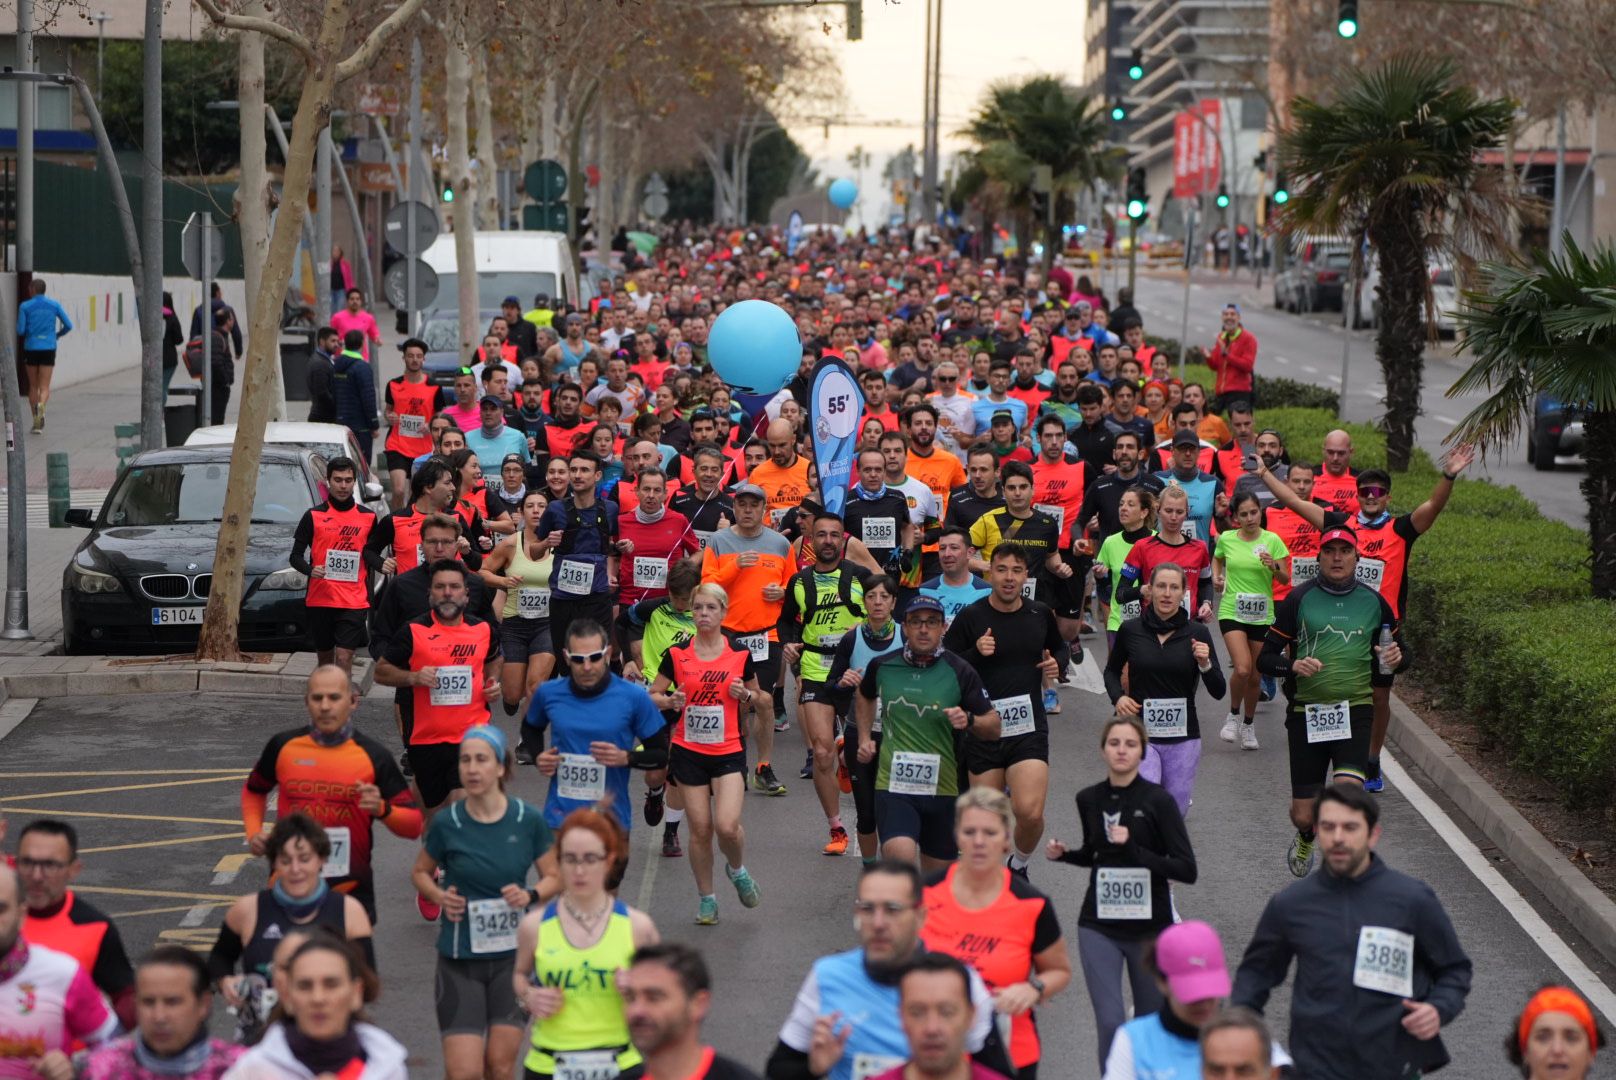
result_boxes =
[828,178,858,210]
[707,299,801,397]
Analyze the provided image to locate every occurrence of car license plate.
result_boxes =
[151,606,204,626]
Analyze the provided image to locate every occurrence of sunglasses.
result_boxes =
[936,374,957,381]
[565,648,608,665]
[1358,486,1388,498]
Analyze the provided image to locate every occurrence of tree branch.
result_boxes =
[192,0,315,65]
[336,0,430,82]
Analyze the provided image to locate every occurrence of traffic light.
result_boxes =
[441,182,455,204]
[1125,166,1147,221]
[1127,48,1144,81]
[1254,150,1268,172]
[1110,98,1127,122]
[1337,0,1359,37]
[1273,171,1290,205]
[846,0,863,40]
[1216,184,1230,209]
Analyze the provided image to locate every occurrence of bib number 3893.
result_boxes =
[1353,925,1414,997]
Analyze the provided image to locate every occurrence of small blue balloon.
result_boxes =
[828,178,858,210]
[707,299,801,397]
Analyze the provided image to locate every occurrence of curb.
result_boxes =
[1388,692,1616,967]
[0,658,375,700]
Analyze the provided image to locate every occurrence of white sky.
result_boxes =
[781,0,1085,227]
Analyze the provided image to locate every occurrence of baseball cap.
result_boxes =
[1154,921,1231,1003]
[1171,429,1201,448]
[731,482,767,501]
[502,295,522,307]
[991,410,1017,426]
[903,594,946,618]
[1319,525,1358,550]
[533,292,551,306]
[501,453,526,467]
[479,394,504,408]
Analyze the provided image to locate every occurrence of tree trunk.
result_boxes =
[236,7,279,421]
[1584,408,1616,599]
[444,22,478,354]
[195,0,349,660]
[1371,217,1426,472]
[471,44,499,230]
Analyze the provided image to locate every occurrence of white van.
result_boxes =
[419,230,589,313]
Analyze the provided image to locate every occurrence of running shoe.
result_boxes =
[1363,775,1384,793]
[1043,687,1061,715]
[1258,675,1276,703]
[1363,756,1384,792]
[774,716,791,733]
[823,826,850,856]
[727,866,761,908]
[643,785,665,827]
[799,751,813,780]
[515,744,534,766]
[751,764,787,796]
[834,736,852,794]
[696,896,719,925]
[31,404,43,434]
[398,750,414,780]
[661,827,683,858]
[1287,833,1317,878]
[1240,723,1260,751]
[1219,717,1239,743]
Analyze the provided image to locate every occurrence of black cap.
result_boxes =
[1171,429,1201,448]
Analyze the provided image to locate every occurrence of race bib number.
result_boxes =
[1305,700,1352,743]
[861,516,896,549]
[467,897,520,954]
[554,1050,620,1080]
[769,507,789,527]
[817,630,846,650]
[1034,503,1065,536]
[321,826,351,878]
[632,556,667,590]
[1353,926,1415,998]
[1142,697,1188,739]
[737,632,769,662]
[414,544,424,567]
[1121,599,1141,621]
[430,665,474,707]
[1291,556,1319,584]
[1181,518,1198,540]
[694,530,714,550]
[1096,866,1152,920]
[994,694,1035,739]
[557,753,607,801]
[556,558,596,595]
[323,549,361,583]
[1021,578,1037,600]
[852,1055,904,1080]
[888,751,940,796]
[1235,592,1271,622]
[872,696,882,735]
[518,588,550,619]
[1356,558,1386,592]
[398,413,427,439]
[683,704,726,745]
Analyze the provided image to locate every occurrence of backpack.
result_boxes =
[182,337,207,378]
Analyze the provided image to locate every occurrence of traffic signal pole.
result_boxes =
[1127,217,1138,295]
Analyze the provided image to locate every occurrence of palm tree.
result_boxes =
[959,77,1123,274]
[1449,237,1616,598]
[1278,55,1520,471]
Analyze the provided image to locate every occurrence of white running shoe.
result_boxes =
[1219,717,1239,743]
[1240,723,1260,751]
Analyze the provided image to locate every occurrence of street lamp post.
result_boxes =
[94,12,109,104]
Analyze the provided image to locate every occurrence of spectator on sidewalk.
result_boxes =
[190,283,243,360]
[1206,304,1257,414]
[332,330,379,461]
[19,278,72,434]
[162,292,184,393]
[306,326,341,424]
[187,310,237,425]
[331,288,382,364]
[330,244,354,313]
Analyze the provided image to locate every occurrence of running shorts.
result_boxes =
[1285,703,1374,799]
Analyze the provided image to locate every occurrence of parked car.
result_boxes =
[1349,256,1457,336]
[418,308,507,388]
[185,422,389,513]
[1529,392,1585,471]
[1274,240,1351,313]
[60,445,328,655]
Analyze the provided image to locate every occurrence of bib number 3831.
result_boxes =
[1353,925,1414,997]
[1096,866,1152,920]
[323,549,361,583]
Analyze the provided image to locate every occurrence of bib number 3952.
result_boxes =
[1304,700,1352,743]
[1353,925,1414,997]
[887,751,940,796]
[430,665,474,707]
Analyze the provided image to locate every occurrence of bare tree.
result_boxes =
[191,0,426,660]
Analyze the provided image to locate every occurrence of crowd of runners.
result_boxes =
[0,223,1598,1080]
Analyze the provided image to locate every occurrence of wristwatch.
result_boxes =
[1027,973,1047,1001]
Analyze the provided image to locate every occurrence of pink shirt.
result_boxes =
[442,401,483,434]
[330,309,382,362]
[0,942,117,1077]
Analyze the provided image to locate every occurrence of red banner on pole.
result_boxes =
[1198,99,1222,193]
[1173,100,1224,198]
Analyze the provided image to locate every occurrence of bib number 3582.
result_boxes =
[1304,700,1352,743]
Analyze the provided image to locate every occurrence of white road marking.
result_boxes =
[1302,365,1320,375]
[1383,754,1616,1017]
[1273,355,1292,365]
[179,903,213,928]
[636,806,662,912]
[1062,651,1107,695]
[1433,415,1458,426]
[0,699,38,744]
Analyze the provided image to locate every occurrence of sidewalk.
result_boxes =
[0,363,242,653]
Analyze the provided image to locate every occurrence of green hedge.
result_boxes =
[1154,360,1342,414]
[1261,407,1616,809]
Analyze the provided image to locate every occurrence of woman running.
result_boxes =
[1046,716,1196,1073]
[922,787,1071,1080]
[1510,986,1602,1080]
[446,448,499,555]
[648,582,765,924]
[1212,490,1289,749]
[479,489,556,715]
[1116,485,1212,622]
[1105,563,1226,815]
[209,814,373,1044]
[514,809,659,1080]
[826,574,904,862]
[413,726,560,1080]
[1093,486,1156,649]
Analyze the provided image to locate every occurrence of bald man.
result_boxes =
[746,419,813,531]
[1311,429,1360,515]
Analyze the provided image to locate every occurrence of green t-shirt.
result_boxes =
[861,651,993,798]
[788,569,866,682]
[424,797,553,960]
[1098,529,1147,631]
[635,599,696,681]
[1214,528,1290,625]
[1275,580,1394,707]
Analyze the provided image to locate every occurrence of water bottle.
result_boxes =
[1377,623,1394,675]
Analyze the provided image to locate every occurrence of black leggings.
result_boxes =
[842,721,879,837]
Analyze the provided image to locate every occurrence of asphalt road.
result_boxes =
[1132,270,1590,529]
[4,669,1613,1077]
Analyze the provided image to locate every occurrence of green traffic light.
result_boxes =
[1216,194,1230,208]
[443,188,455,203]
[1128,64,1143,80]
[1127,199,1145,219]
[1273,190,1289,205]
[1112,105,1126,121]
[1337,16,1358,37]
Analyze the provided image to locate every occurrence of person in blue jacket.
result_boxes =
[332,329,379,461]
[18,279,72,432]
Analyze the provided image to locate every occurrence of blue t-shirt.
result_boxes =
[18,296,71,352]
[1154,469,1221,546]
[464,425,531,468]
[538,498,620,597]
[523,674,668,829]
[919,574,991,626]
[969,394,1028,432]
[423,797,552,960]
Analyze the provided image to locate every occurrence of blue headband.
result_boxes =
[462,724,508,760]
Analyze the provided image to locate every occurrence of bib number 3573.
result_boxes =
[887,751,940,796]
[1353,925,1414,997]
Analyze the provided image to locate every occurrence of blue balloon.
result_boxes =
[707,299,801,397]
[828,178,858,210]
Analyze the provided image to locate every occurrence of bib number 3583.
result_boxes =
[1353,925,1414,997]
[557,753,607,801]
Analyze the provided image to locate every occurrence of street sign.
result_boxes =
[641,192,670,219]
[357,161,405,194]
[181,212,224,280]
[383,200,439,255]
[523,159,567,203]
[357,83,401,117]
[383,258,438,310]
[522,203,570,232]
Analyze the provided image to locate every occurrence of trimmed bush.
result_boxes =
[1154,363,1341,413]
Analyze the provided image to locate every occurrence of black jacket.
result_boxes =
[1058,776,1196,938]
[367,565,494,660]
[307,351,337,423]
[1069,419,1117,475]
[1104,614,1225,742]
[1232,854,1472,1079]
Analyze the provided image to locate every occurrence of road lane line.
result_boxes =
[1434,415,1458,426]
[107,902,232,919]
[0,768,247,778]
[0,806,241,825]
[1302,365,1320,375]
[636,811,662,913]
[179,904,214,928]
[78,832,241,855]
[0,775,247,801]
[1383,754,1616,1017]
[70,884,241,901]
[212,853,254,885]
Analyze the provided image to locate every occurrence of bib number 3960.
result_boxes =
[1353,925,1414,997]
[1096,866,1152,920]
